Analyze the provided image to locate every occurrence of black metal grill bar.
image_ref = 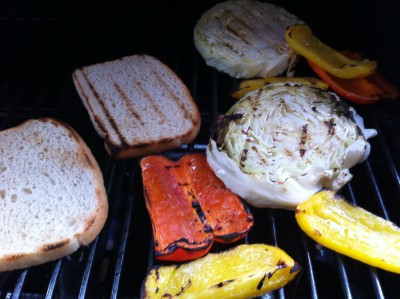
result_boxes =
[370,269,385,299]
[364,159,390,219]
[336,255,352,299]
[368,109,400,194]
[11,270,27,299]
[110,165,136,298]
[300,234,318,299]
[45,260,62,299]
[78,238,99,298]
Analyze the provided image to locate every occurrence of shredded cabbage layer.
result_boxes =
[207,83,377,209]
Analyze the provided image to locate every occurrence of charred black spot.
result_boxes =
[240,148,248,162]
[209,114,228,144]
[277,259,287,268]
[291,262,302,274]
[224,113,244,120]
[300,124,308,147]
[313,229,322,236]
[190,188,203,213]
[257,273,267,290]
[155,267,160,280]
[324,118,336,135]
[204,224,213,233]
[267,271,274,279]
[165,165,180,170]
[176,279,192,296]
[191,199,200,209]
[155,238,213,257]
[300,149,306,157]
[214,279,235,288]
[266,260,288,279]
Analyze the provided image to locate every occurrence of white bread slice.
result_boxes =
[72,54,201,159]
[0,118,108,272]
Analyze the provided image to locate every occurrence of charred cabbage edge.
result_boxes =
[206,83,377,209]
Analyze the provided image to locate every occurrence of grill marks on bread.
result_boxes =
[73,54,200,158]
[76,70,129,147]
[0,118,108,272]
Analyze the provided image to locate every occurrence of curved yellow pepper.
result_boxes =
[285,24,377,79]
[230,77,329,99]
[296,190,400,274]
[141,244,301,299]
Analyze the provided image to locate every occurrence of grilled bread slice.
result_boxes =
[0,118,108,272]
[194,0,303,79]
[72,54,201,159]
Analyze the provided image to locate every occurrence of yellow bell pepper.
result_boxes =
[230,77,329,99]
[285,24,377,79]
[141,244,301,299]
[296,190,400,274]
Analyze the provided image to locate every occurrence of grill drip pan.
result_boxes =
[0,1,399,298]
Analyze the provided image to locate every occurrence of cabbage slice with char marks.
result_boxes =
[207,83,377,210]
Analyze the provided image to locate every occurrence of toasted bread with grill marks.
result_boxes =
[0,118,108,272]
[72,54,201,159]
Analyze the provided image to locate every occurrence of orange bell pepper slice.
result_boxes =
[308,51,399,104]
[285,24,377,79]
[230,77,329,99]
[140,154,254,262]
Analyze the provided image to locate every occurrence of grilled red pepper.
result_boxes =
[308,51,399,104]
[140,154,254,262]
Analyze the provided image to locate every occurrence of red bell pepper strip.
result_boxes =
[140,154,254,262]
[183,153,254,243]
[308,51,399,105]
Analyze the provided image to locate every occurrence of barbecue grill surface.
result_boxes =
[0,1,399,298]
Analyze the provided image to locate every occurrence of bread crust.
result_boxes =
[0,118,108,272]
[72,54,201,159]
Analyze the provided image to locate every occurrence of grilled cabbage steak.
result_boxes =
[194,0,303,79]
[141,244,301,299]
[207,83,377,209]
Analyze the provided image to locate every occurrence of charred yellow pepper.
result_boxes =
[285,24,377,79]
[296,190,400,274]
[230,77,329,99]
[141,244,301,299]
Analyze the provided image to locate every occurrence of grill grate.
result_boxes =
[0,1,400,298]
